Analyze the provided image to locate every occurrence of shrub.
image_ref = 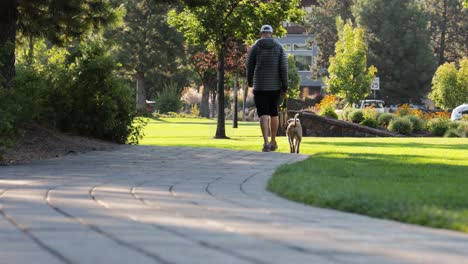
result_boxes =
[427,118,450,136]
[349,109,364,123]
[405,115,425,132]
[444,128,462,138]
[320,105,338,119]
[457,121,468,137]
[388,117,413,135]
[360,117,378,128]
[340,107,353,121]
[0,88,17,150]
[190,104,200,116]
[69,43,143,144]
[359,107,378,128]
[396,104,422,117]
[317,94,337,112]
[156,82,182,114]
[378,113,395,127]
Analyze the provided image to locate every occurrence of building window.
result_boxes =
[282,44,292,51]
[294,55,312,71]
[293,43,313,51]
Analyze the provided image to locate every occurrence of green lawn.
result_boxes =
[141,117,468,232]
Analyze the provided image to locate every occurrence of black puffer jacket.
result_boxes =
[246,37,288,92]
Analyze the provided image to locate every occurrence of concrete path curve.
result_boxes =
[1,146,467,264]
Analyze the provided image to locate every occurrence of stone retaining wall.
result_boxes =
[282,111,400,137]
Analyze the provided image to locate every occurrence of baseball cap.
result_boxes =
[260,25,273,33]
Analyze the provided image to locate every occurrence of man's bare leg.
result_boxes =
[270,116,279,146]
[259,115,270,145]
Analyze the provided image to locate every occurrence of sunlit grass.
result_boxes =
[141,117,468,232]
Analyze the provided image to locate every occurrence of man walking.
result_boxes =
[246,25,288,152]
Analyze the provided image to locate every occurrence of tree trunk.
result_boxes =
[233,72,238,128]
[200,84,210,118]
[0,0,18,88]
[136,73,147,112]
[242,79,247,121]
[438,0,448,65]
[210,90,216,118]
[214,41,228,139]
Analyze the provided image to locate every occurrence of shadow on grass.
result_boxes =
[269,151,468,232]
[303,141,468,151]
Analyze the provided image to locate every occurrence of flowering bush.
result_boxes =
[181,87,202,105]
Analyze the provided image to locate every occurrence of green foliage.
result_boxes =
[354,0,436,102]
[320,105,338,119]
[388,117,413,135]
[304,0,354,72]
[168,0,304,48]
[444,128,462,138]
[360,108,378,128]
[377,113,395,127]
[458,121,468,136]
[428,118,451,136]
[360,117,378,128]
[0,89,17,148]
[423,0,467,65]
[69,42,140,143]
[349,109,364,123]
[112,0,187,100]
[340,107,354,121]
[287,55,301,99]
[156,83,183,114]
[429,59,468,110]
[326,18,377,104]
[8,39,145,144]
[406,115,425,132]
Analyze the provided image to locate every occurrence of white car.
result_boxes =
[451,104,468,121]
[356,100,387,113]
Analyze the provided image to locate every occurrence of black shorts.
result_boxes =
[254,90,281,117]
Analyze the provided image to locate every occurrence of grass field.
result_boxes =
[141,117,468,232]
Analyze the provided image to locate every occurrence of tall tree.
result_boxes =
[354,0,436,103]
[168,0,303,138]
[326,19,377,104]
[112,0,186,111]
[0,0,118,88]
[423,0,467,65]
[304,0,354,74]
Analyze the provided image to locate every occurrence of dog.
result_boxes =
[286,113,302,154]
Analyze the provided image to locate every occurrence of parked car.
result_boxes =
[355,100,387,113]
[451,104,468,121]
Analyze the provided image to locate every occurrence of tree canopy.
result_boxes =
[354,0,436,103]
[168,0,303,138]
[429,58,468,109]
[326,18,377,104]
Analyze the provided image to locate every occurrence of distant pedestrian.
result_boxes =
[246,25,288,152]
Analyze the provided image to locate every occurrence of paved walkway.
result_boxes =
[1,146,467,264]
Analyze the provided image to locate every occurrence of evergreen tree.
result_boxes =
[304,0,354,73]
[112,0,186,111]
[0,0,119,88]
[354,0,437,103]
[422,0,467,65]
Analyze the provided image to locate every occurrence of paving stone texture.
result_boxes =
[1,146,467,264]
